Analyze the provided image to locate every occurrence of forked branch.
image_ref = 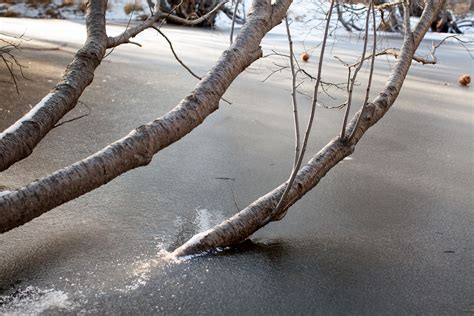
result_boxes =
[172,0,445,257]
[340,0,373,140]
[273,0,336,221]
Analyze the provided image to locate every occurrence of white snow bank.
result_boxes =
[1,0,472,46]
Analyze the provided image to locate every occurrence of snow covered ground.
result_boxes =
[1,0,473,38]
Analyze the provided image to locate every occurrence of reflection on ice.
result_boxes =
[116,242,179,293]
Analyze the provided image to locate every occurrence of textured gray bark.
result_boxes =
[0,0,108,172]
[172,0,445,257]
[0,0,444,261]
[0,0,292,233]
[0,0,225,173]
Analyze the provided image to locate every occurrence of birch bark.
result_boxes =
[0,0,108,172]
[173,0,445,257]
[0,0,227,172]
[0,0,292,233]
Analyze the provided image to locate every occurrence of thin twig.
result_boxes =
[164,0,227,26]
[262,50,291,59]
[340,0,373,140]
[53,101,91,129]
[284,16,301,169]
[1,55,19,94]
[349,1,377,141]
[106,0,227,49]
[358,36,474,66]
[216,176,239,211]
[104,6,136,59]
[20,46,63,51]
[352,47,436,66]
[334,55,350,67]
[155,0,184,29]
[261,65,289,82]
[429,35,474,63]
[230,0,241,45]
[230,182,240,212]
[273,0,336,221]
[0,33,30,94]
[375,0,403,11]
[151,26,232,105]
[152,26,201,80]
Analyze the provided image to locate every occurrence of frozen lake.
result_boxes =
[0,18,473,314]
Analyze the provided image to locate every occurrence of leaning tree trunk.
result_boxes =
[0,0,292,234]
[173,0,445,257]
[0,0,444,261]
[0,0,227,173]
[0,0,108,172]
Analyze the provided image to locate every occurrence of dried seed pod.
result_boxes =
[301,52,310,62]
[458,74,471,86]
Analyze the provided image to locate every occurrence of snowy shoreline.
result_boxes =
[1,0,473,37]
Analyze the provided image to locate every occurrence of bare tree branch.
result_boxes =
[375,0,403,11]
[1,55,19,94]
[0,33,29,94]
[349,1,377,141]
[273,0,336,221]
[0,0,293,234]
[340,0,373,140]
[230,0,241,44]
[350,46,439,67]
[284,16,301,169]
[0,0,448,262]
[427,34,474,64]
[152,26,201,80]
[173,0,446,257]
[0,0,108,172]
[150,26,232,105]
[0,0,228,173]
[107,0,228,48]
[52,101,91,129]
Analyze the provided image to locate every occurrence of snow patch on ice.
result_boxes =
[116,208,226,290]
[115,240,181,294]
[0,286,76,315]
